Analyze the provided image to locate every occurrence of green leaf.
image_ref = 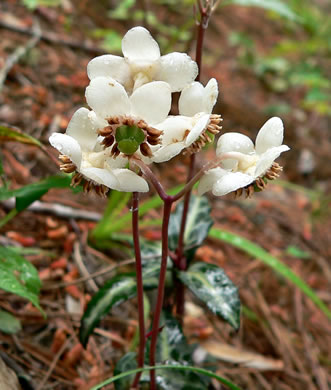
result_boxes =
[286,245,311,259]
[0,175,72,212]
[209,228,331,320]
[22,0,61,10]
[221,0,300,22]
[91,364,242,390]
[0,309,22,334]
[108,0,136,20]
[0,125,42,147]
[178,262,240,330]
[0,247,42,312]
[79,274,137,347]
[146,312,196,365]
[116,313,212,389]
[168,195,213,261]
[114,352,138,390]
[91,190,131,239]
[79,271,160,347]
[0,152,4,176]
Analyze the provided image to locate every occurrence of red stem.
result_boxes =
[131,192,146,388]
[175,3,211,319]
[149,199,172,390]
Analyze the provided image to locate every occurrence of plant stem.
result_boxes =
[131,192,146,388]
[149,199,172,390]
[174,0,213,320]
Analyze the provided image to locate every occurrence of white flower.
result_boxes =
[49,107,149,193]
[87,26,198,93]
[85,76,171,159]
[152,78,220,163]
[85,76,171,126]
[198,117,290,196]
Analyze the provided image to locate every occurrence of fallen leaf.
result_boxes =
[200,340,284,371]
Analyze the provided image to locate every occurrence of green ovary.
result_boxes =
[115,125,145,155]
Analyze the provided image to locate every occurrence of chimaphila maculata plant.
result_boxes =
[50,4,289,389]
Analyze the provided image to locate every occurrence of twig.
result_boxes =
[0,23,41,92]
[302,333,329,390]
[42,258,135,290]
[36,335,74,390]
[2,198,103,221]
[0,19,105,54]
[73,241,98,293]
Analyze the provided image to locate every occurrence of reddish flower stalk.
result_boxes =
[149,199,172,390]
[148,3,216,387]
[131,192,146,388]
[175,0,213,319]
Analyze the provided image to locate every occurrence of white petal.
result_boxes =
[203,78,218,114]
[213,171,254,196]
[153,142,185,163]
[85,77,130,119]
[255,117,284,155]
[217,132,254,155]
[49,133,82,167]
[255,145,290,177]
[156,52,198,92]
[216,132,255,170]
[66,108,98,151]
[185,114,210,146]
[113,169,149,192]
[87,55,131,85]
[122,27,160,62]
[80,167,119,189]
[197,167,224,196]
[106,155,129,169]
[130,81,171,124]
[179,82,204,116]
[88,111,108,130]
[157,116,189,146]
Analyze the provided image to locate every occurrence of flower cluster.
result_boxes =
[50,26,289,197]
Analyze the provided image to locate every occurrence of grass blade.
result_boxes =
[91,364,242,390]
[209,228,331,319]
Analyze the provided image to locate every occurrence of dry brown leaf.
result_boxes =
[200,340,284,371]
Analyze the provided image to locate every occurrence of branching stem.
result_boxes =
[175,0,214,320]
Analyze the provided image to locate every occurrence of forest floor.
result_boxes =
[0,1,330,389]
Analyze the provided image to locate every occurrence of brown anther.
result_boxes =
[140,142,153,158]
[271,162,283,172]
[101,134,115,148]
[83,180,93,193]
[206,127,219,135]
[71,173,83,188]
[111,143,120,157]
[60,163,76,173]
[147,127,163,137]
[147,136,161,145]
[204,133,212,143]
[95,184,109,198]
[265,171,278,180]
[234,188,243,198]
[59,154,71,164]
[256,178,266,191]
[245,185,254,198]
[107,116,121,125]
[207,124,222,134]
[98,126,114,137]
[136,120,148,130]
